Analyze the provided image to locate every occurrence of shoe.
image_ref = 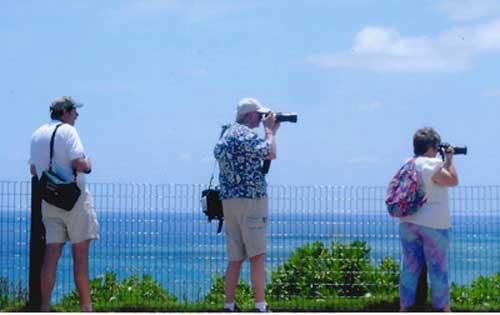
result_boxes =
[253,305,271,312]
[223,305,240,312]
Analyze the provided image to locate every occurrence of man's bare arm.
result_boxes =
[72,157,92,174]
[30,164,37,176]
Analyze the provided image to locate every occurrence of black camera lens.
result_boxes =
[276,112,298,123]
[454,146,467,155]
[439,143,467,155]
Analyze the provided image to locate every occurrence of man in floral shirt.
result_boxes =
[214,98,280,312]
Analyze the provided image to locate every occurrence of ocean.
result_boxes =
[2,209,500,303]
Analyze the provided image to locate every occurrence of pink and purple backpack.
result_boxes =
[385,158,427,218]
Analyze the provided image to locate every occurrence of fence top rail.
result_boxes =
[2,180,500,190]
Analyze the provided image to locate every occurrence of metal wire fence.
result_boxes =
[1,181,500,309]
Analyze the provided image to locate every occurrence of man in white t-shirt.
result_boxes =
[29,96,98,312]
[399,127,458,312]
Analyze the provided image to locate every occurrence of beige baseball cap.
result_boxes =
[236,98,270,122]
[50,96,83,111]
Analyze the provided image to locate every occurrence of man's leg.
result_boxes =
[72,239,92,312]
[222,198,245,309]
[40,243,64,312]
[245,197,268,311]
[225,259,244,304]
[249,254,266,303]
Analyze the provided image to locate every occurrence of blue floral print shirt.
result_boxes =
[214,123,271,200]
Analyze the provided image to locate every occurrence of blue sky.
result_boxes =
[1,0,500,186]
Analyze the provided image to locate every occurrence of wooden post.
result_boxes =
[28,176,45,310]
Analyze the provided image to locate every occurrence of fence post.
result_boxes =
[28,176,45,310]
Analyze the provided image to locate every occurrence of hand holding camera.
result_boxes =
[441,145,454,165]
[263,111,280,135]
[438,143,467,163]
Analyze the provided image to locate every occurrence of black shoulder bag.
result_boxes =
[201,171,224,233]
[39,124,82,211]
[201,125,232,233]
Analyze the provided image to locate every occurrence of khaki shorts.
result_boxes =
[222,197,269,261]
[42,184,99,244]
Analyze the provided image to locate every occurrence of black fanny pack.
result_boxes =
[39,124,81,211]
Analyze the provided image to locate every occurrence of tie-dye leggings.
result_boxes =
[399,222,450,310]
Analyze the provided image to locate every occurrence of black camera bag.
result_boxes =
[201,124,233,233]
[39,124,81,211]
[201,188,224,233]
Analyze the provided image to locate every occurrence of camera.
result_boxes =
[439,143,467,155]
[275,112,298,123]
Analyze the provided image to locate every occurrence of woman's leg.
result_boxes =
[399,223,426,310]
[421,227,450,311]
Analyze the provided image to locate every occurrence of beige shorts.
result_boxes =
[42,185,99,244]
[222,197,269,261]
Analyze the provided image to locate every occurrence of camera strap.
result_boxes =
[208,160,217,190]
[205,124,234,234]
[208,124,233,189]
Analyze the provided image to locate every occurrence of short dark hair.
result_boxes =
[413,127,441,156]
[50,107,73,120]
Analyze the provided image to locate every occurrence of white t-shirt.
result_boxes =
[399,156,451,229]
[29,120,86,183]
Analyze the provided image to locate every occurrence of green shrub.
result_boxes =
[451,273,500,311]
[267,241,338,300]
[60,272,177,311]
[267,240,399,301]
[203,275,254,310]
[367,256,400,295]
[0,276,27,311]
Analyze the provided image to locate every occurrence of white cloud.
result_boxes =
[307,19,500,73]
[439,19,500,52]
[438,0,500,21]
[112,0,248,23]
